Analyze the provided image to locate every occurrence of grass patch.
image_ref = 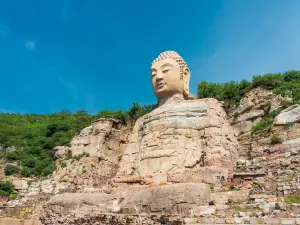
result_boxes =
[270,135,283,145]
[59,161,67,168]
[285,195,300,204]
[279,171,299,183]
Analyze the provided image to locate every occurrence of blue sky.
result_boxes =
[0,0,300,114]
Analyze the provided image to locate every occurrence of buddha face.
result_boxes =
[151,57,184,100]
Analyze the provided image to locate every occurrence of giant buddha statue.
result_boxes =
[44,51,240,223]
[118,51,239,182]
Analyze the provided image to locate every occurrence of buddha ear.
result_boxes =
[183,67,190,95]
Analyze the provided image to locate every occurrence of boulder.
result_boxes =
[79,125,93,136]
[232,121,252,136]
[274,104,300,125]
[54,146,68,159]
[12,179,28,190]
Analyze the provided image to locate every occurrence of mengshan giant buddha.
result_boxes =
[118,51,239,182]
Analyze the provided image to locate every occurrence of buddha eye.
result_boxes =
[162,68,169,73]
[151,72,156,77]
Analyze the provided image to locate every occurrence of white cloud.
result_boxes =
[25,40,36,50]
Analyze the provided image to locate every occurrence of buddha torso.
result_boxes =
[118,96,238,177]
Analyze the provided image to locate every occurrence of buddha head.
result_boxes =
[150,51,191,103]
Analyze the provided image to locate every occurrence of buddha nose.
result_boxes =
[156,71,163,80]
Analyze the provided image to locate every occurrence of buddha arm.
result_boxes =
[117,116,145,176]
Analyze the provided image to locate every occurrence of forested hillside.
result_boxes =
[0,104,156,177]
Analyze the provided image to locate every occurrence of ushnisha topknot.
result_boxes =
[152,50,188,79]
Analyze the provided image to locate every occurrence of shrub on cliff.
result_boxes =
[270,135,283,145]
[251,109,281,134]
[252,73,284,90]
[96,103,157,123]
[0,181,14,196]
[4,164,19,176]
[285,195,300,204]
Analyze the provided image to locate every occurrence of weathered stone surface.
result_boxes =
[283,137,300,145]
[45,183,211,220]
[227,87,283,158]
[233,109,265,124]
[213,189,250,204]
[69,118,127,158]
[12,179,28,190]
[54,146,67,159]
[275,104,300,125]
[281,218,296,224]
[0,218,41,225]
[232,121,252,136]
[50,118,130,191]
[190,205,215,216]
[120,183,211,214]
[228,87,282,118]
[118,98,239,177]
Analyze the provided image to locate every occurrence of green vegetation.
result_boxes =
[270,135,283,145]
[197,70,300,106]
[251,109,281,134]
[198,80,251,106]
[65,149,72,160]
[0,181,14,196]
[229,185,240,191]
[4,164,19,176]
[71,152,90,163]
[252,117,274,133]
[9,193,18,199]
[59,161,67,168]
[0,103,156,178]
[284,122,295,130]
[285,195,300,204]
[0,110,93,177]
[279,171,299,183]
[96,103,157,123]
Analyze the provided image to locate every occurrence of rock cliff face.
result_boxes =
[50,118,130,191]
[5,118,131,200]
[228,87,283,157]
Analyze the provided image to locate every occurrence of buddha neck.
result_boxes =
[158,93,185,106]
